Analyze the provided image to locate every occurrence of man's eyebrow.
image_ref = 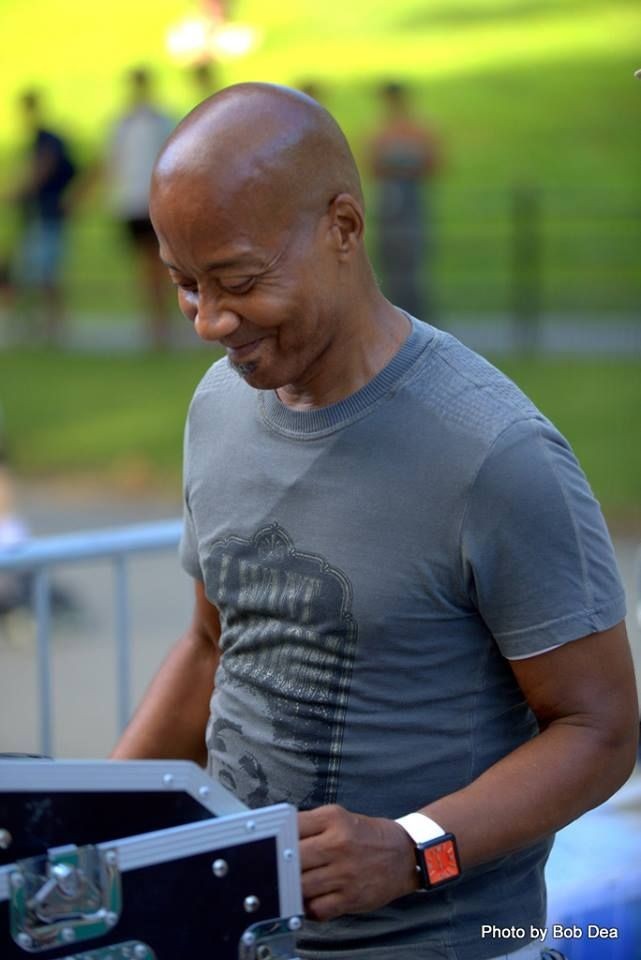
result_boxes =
[160,255,264,272]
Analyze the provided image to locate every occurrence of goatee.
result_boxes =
[228,358,258,378]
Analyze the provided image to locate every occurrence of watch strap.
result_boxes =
[395,812,446,843]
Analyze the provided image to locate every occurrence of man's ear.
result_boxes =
[327,193,364,259]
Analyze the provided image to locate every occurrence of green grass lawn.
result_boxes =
[0,349,217,491]
[1,349,639,529]
[0,0,640,320]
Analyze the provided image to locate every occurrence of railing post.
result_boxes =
[33,568,53,757]
[635,546,641,633]
[0,519,182,754]
[114,554,131,736]
[511,184,543,353]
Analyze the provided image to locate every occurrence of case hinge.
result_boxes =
[10,844,122,953]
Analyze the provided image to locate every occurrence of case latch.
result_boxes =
[10,844,122,953]
[239,916,303,959]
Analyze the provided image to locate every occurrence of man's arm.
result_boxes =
[299,620,639,920]
[7,142,57,203]
[110,579,220,766]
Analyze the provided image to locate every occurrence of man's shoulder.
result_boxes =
[193,355,235,393]
[186,358,256,452]
[190,356,253,413]
[408,325,544,448]
[112,106,174,135]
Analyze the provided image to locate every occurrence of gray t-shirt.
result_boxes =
[180,318,625,960]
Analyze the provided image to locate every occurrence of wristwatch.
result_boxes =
[395,812,461,890]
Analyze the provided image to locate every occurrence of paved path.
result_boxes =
[0,485,639,759]
[2,312,641,355]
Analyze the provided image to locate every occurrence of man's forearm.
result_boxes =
[420,715,638,870]
[110,627,217,766]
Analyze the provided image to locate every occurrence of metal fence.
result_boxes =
[53,184,641,323]
[1,521,641,760]
[0,520,182,757]
[1,185,639,357]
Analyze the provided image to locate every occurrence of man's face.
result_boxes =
[151,170,342,393]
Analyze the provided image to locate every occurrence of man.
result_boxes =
[10,90,76,344]
[112,83,639,960]
[105,67,175,349]
[368,81,441,320]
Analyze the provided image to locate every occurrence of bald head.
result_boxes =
[152,82,363,225]
[149,82,406,401]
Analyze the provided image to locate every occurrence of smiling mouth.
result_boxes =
[226,339,263,361]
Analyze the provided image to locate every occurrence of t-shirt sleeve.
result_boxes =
[460,417,626,659]
[178,409,204,582]
[179,494,203,581]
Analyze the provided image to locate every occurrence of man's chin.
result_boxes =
[228,358,279,390]
[229,358,258,378]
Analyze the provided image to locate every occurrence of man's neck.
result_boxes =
[276,302,411,411]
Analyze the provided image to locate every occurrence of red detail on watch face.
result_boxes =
[423,839,460,884]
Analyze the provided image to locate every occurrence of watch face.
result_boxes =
[422,838,460,885]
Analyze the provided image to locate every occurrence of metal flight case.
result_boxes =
[0,759,303,960]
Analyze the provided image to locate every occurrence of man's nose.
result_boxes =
[193,296,241,342]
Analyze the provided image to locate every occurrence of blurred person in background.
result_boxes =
[368,81,441,321]
[0,213,20,335]
[3,90,77,346]
[189,60,220,106]
[104,67,176,349]
[298,81,323,102]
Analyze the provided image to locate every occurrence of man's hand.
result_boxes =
[298,804,418,921]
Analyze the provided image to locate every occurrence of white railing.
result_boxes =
[0,521,182,756]
[2,528,640,761]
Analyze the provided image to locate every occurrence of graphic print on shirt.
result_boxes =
[204,523,358,808]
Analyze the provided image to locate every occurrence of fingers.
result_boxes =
[305,891,349,923]
[302,860,371,921]
[297,804,417,921]
[298,803,345,839]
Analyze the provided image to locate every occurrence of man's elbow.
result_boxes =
[615,717,640,784]
[591,708,640,797]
